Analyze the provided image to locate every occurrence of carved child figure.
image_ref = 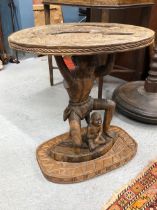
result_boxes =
[87,112,106,151]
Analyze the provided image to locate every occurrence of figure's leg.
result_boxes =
[88,138,97,152]
[93,99,116,136]
[69,112,82,153]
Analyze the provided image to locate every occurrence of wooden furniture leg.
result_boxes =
[98,76,103,99]
[48,55,54,86]
[144,46,157,93]
[134,7,152,80]
[44,3,54,86]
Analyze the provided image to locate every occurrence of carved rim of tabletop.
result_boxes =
[8,23,155,56]
[36,126,137,184]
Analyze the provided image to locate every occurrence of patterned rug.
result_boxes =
[103,162,157,210]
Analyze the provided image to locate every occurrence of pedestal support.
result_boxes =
[113,46,157,124]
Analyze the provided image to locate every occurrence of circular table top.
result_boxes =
[9,23,155,56]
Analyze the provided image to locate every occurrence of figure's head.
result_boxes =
[91,112,102,127]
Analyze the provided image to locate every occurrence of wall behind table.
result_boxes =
[1,0,81,54]
[62,6,80,22]
[0,0,34,54]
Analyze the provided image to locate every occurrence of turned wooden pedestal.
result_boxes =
[8,23,154,183]
[113,46,157,124]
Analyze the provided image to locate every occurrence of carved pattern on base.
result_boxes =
[36,126,137,184]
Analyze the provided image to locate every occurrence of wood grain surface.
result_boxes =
[9,23,154,56]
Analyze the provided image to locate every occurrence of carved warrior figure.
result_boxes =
[55,54,116,150]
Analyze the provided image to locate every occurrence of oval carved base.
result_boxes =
[49,134,115,163]
[36,126,137,184]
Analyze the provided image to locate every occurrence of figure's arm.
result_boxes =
[95,54,116,77]
[87,126,94,139]
[94,128,102,143]
[55,56,74,86]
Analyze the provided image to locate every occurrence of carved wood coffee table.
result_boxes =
[9,23,154,183]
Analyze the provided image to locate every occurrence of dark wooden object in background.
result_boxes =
[113,46,157,124]
[0,17,3,52]
[44,3,54,86]
[0,15,11,66]
[0,16,6,60]
[145,47,157,92]
[149,0,157,41]
[89,6,153,81]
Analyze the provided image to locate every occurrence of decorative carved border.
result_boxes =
[9,37,154,56]
[36,126,137,183]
